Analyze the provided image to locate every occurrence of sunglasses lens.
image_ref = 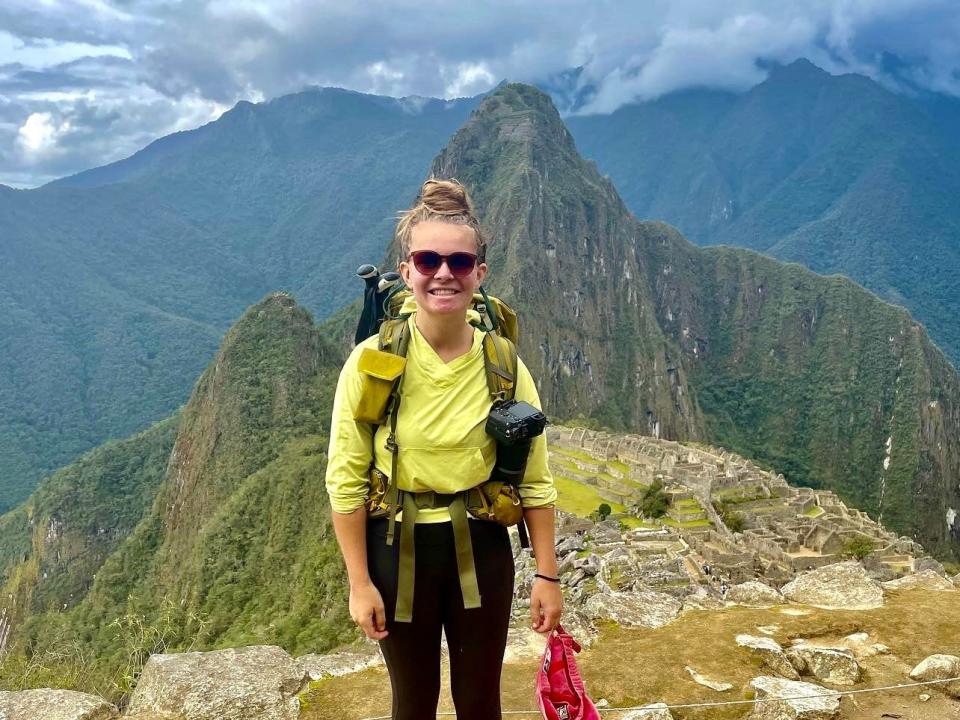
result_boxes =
[447,253,477,277]
[412,251,442,274]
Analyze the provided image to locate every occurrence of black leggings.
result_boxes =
[367,517,515,720]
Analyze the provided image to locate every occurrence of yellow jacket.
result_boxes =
[325,315,556,522]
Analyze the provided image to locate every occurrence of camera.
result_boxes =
[486,400,547,487]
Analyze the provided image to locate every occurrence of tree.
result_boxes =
[843,536,874,560]
[597,503,612,520]
[638,480,669,519]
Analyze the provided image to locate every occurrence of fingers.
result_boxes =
[355,607,389,640]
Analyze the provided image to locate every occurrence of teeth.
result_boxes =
[430,289,457,295]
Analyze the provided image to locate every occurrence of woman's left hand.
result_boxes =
[530,577,563,634]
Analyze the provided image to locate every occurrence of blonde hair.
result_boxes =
[395,178,486,261]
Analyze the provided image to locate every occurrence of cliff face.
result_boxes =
[419,83,960,558]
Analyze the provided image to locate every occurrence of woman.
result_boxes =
[326,178,562,720]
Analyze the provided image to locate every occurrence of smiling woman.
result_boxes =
[326,178,561,720]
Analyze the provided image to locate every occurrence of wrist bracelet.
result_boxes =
[534,573,560,583]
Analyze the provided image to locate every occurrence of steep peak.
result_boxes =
[431,82,581,181]
[767,57,831,82]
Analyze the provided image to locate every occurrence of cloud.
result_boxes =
[1,0,959,185]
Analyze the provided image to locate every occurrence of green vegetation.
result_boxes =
[843,535,876,560]
[597,503,612,520]
[721,510,747,533]
[637,480,670,519]
[0,295,354,704]
[803,506,825,518]
[0,88,479,510]
[553,475,626,518]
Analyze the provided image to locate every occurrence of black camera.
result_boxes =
[486,400,547,488]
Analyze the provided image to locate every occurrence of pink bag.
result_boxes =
[536,625,601,720]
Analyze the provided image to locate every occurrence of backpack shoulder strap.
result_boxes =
[482,331,517,404]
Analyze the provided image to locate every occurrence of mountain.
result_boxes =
[417,83,959,558]
[564,58,960,365]
[0,293,351,692]
[1,80,959,699]
[0,87,478,512]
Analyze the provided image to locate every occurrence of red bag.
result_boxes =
[536,625,601,720]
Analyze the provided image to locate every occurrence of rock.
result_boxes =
[557,549,579,575]
[746,676,840,719]
[503,626,547,663]
[780,562,883,610]
[574,553,602,576]
[126,645,307,720]
[786,646,860,685]
[726,581,784,607]
[736,635,800,680]
[881,570,956,592]
[684,665,733,691]
[835,632,889,660]
[919,692,931,701]
[295,644,382,680]
[556,534,585,555]
[568,568,587,587]
[584,589,682,629]
[913,556,946,575]
[0,689,118,720]
[620,702,674,719]
[589,520,622,544]
[681,592,726,612]
[908,654,960,698]
[951,572,960,587]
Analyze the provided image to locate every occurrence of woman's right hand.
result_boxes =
[349,580,389,640]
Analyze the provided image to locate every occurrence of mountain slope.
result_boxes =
[565,60,960,366]
[420,83,960,558]
[0,88,478,511]
[0,293,351,692]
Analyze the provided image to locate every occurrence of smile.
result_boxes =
[429,289,459,295]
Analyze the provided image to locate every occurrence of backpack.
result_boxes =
[536,626,601,720]
[353,285,529,622]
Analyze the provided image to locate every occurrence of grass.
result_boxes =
[553,475,626,517]
[662,518,713,529]
[301,588,960,720]
[803,506,826,518]
[550,446,602,464]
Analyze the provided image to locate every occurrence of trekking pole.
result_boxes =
[355,264,382,344]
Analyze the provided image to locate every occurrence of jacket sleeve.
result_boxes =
[514,357,557,508]
[325,344,375,513]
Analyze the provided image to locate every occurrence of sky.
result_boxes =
[1,0,959,188]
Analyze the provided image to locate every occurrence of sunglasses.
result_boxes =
[408,250,478,278]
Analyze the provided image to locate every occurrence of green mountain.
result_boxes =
[0,88,477,511]
[565,59,960,365]
[423,83,960,559]
[1,293,350,694]
[1,81,959,700]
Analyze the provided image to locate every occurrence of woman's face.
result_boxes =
[399,220,487,320]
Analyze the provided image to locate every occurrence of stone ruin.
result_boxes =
[546,426,932,593]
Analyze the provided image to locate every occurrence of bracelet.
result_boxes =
[534,573,560,583]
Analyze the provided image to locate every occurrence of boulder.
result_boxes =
[503,626,548,663]
[736,635,800,680]
[746,676,840,719]
[780,562,883,610]
[785,646,861,685]
[881,570,956,592]
[0,689,118,720]
[620,702,674,719]
[126,645,307,720]
[589,520,622,544]
[684,665,733,691]
[726,581,784,607]
[681,589,725,612]
[908,654,960,698]
[584,589,682,629]
[295,644,383,680]
[952,572,960,587]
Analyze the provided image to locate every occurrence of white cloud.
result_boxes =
[2,0,960,185]
[16,111,70,154]
[443,62,496,98]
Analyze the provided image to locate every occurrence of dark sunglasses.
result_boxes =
[408,250,478,278]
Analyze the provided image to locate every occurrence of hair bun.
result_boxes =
[419,178,472,216]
